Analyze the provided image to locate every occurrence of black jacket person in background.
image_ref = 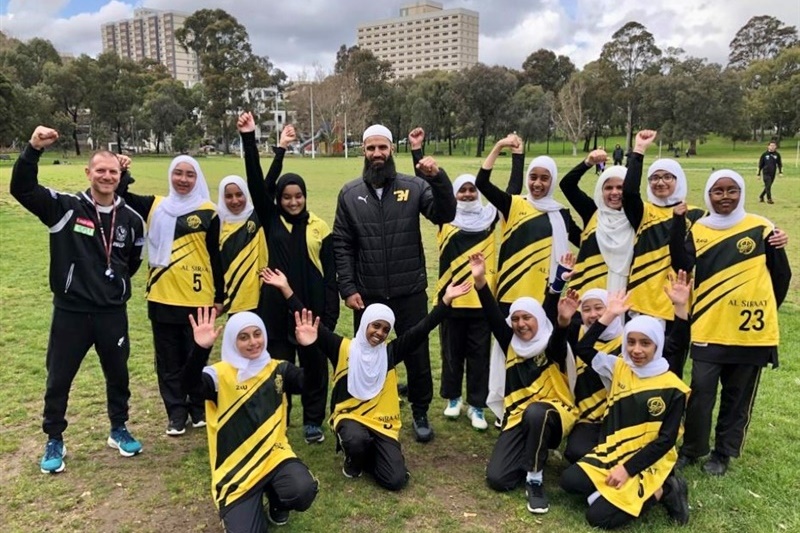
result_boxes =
[757,141,782,204]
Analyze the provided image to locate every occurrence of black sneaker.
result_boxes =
[190,413,206,428]
[412,415,434,443]
[661,475,690,525]
[267,504,289,526]
[675,454,696,470]
[525,481,549,514]
[342,456,362,479]
[703,452,729,476]
[304,425,325,444]
[166,418,186,436]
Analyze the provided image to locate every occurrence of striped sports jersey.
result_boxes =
[432,222,496,308]
[220,212,267,313]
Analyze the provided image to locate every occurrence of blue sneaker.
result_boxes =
[40,439,66,474]
[107,426,143,457]
[304,425,325,444]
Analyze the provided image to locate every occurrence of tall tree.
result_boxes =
[553,75,587,156]
[519,49,576,94]
[506,84,553,150]
[600,21,662,150]
[728,15,798,70]
[44,55,98,155]
[90,52,148,153]
[0,37,61,88]
[144,79,191,154]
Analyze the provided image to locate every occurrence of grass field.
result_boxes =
[0,138,798,532]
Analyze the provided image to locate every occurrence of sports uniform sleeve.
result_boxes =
[546,321,568,369]
[559,161,597,225]
[669,214,695,273]
[116,170,155,219]
[128,215,145,277]
[242,131,278,225]
[564,209,583,247]
[623,392,685,476]
[282,361,305,395]
[477,284,513,350]
[776,152,783,173]
[411,148,425,178]
[765,233,791,308]
[623,152,645,230]
[321,233,339,329]
[757,152,765,175]
[506,153,524,195]
[663,316,690,376]
[332,189,358,299]
[475,167,512,220]
[182,344,217,402]
[574,321,605,366]
[10,144,69,226]
[419,168,457,224]
[389,304,448,365]
[206,216,225,304]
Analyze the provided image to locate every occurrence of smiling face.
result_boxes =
[647,170,677,200]
[86,153,121,199]
[602,177,623,210]
[171,162,198,195]
[527,167,552,200]
[364,135,393,168]
[580,298,607,328]
[708,177,741,215]
[365,319,391,347]
[510,311,539,341]
[280,184,306,216]
[456,182,478,202]
[625,331,657,366]
[236,325,265,360]
[224,183,246,215]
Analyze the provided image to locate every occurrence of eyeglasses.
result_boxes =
[709,187,741,199]
[647,173,676,183]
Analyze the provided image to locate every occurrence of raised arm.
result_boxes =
[470,252,513,348]
[206,216,225,309]
[623,130,657,230]
[239,112,275,225]
[184,307,223,402]
[475,135,520,219]
[560,151,604,225]
[409,127,425,178]
[506,135,525,195]
[416,155,457,224]
[10,128,68,226]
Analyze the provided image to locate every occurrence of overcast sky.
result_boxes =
[1,0,798,78]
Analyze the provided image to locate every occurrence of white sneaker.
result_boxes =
[443,398,463,419]
[467,406,488,431]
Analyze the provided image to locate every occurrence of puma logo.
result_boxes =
[357,195,368,204]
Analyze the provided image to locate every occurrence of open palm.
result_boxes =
[189,307,222,349]
[294,309,320,347]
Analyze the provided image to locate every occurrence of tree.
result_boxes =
[0,37,61,88]
[506,84,553,150]
[553,75,587,156]
[519,49,576,94]
[728,15,798,70]
[600,21,662,150]
[741,46,800,140]
[44,55,98,156]
[144,80,191,154]
[334,44,394,123]
[90,52,148,153]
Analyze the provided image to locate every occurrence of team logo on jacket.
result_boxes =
[736,237,756,255]
[115,226,128,242]
[74,217,95,236]
[246,220,256,234]
[394,189,410,202]
[647,396,666,417]
[274,375,283,395]
[186,214,202,229]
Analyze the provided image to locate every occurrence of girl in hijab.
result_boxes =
[238,112,338,445]
[560,288,692,530]
[216,175,268,314]
[475,136,581,314]
[469,252,576,516]
[260,267,471,491]
[118,155,224,435]
[559,149,635,293]
[183,307,317,532]
[670,170,791,477]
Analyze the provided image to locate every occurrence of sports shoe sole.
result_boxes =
[165,427,186,436]
[342,466,362,479]
[41,445,67,474]
[107,437,142,457]
[305,435,325,444]
[526,504,549,514]
[191,421,206,428]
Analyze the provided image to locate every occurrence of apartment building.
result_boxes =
[101,8,200,87]
[356,1,479,79]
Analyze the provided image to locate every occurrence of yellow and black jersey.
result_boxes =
[329,338,401,441]
[206,359,296,510]
[627,203,705,320]
[690,214,779,347]
[578,358,689,516]
[573,333,622,424]
[146,197,217,306]
[502,345,577,434]
[496,196,558,304]
[569,213,607,294]
[432,222,496,308]
[220,212,268,313]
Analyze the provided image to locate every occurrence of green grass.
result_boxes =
[0,147,798,532]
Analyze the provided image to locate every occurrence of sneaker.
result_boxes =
[767,199,774,204]
[267,503,289,526]
[661,475,690,525]
[107,426,143,457]
[675,454,696,470]
[525,480,549,514]
[703,451,729,476]
[759,196,764,203]
[40,439,66,474]
[342,456,362,479]
[304,425,325,444]
[165,418,186,436]
[190,414,206,428]
[443,398,463,419]
[467,406,488,431]
[412,415,434,443]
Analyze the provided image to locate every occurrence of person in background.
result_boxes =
[757,141,782,204]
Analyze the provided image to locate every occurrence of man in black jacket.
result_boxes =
[10,126,146,474]
[758,141,783,204]
[333,124,456,442]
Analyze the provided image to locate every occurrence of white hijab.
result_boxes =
[696,170,747,230]
[591,315,669,387]
[580,289,624,342]
[593,167,635,292]
[451,174,497,232]
[646,159,687,207]
[217,175,254,225]
[148,155,212,267]
[348,304,395,401]
[487,297,554,420]
[218,311,272,384]
[525,156,569,284]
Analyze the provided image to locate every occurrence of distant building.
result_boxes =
[357,1,479,79]
[101,8,199,87]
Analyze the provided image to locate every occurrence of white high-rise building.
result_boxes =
[101,8,199,87]
[357,1,479,79]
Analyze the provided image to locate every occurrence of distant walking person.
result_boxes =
[757,141,782,204]
[612,144,624,166]
[11,126,146,474]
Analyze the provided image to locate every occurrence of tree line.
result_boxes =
[0,11,797,157]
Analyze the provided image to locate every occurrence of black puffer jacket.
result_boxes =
[333,171,456,300]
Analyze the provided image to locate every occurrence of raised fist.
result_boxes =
[408,127,425,150]
[237,112,256,133]
[30,126,59,150]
